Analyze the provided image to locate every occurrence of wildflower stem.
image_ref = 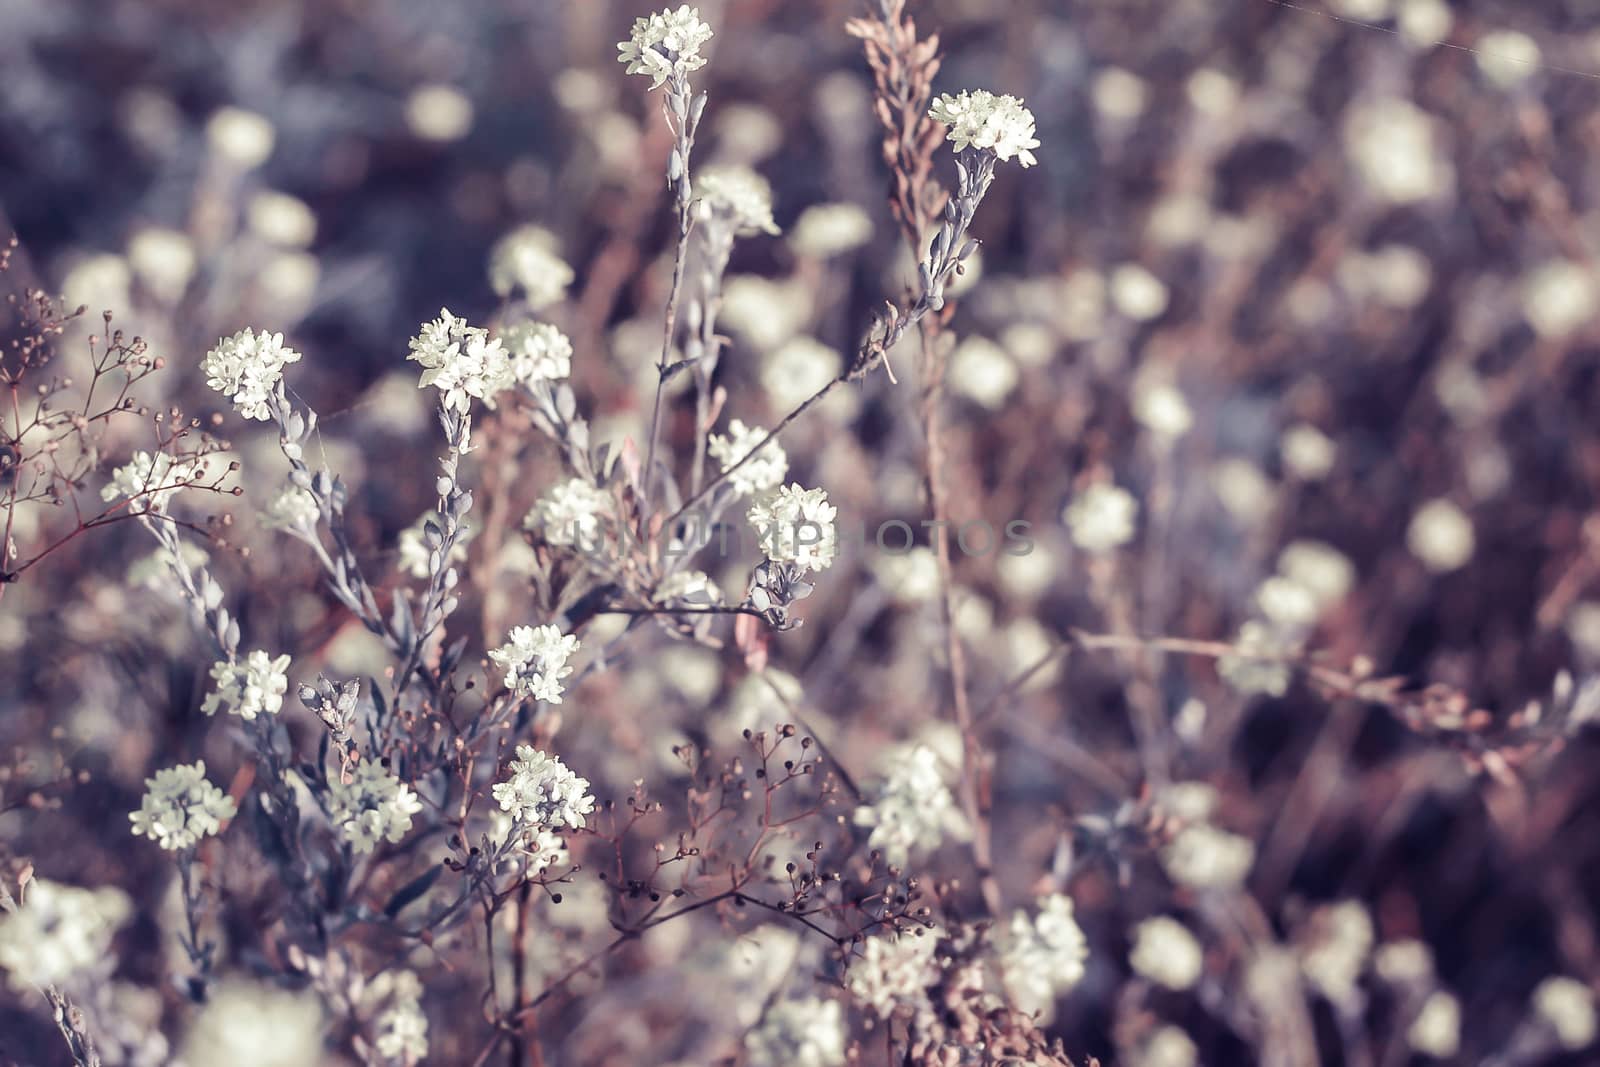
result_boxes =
[641,73,702,520]
[666,376,841,529]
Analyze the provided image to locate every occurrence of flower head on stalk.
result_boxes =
[130,762,237,851]
[618,6,714,89]
[929,90,1040,167]
[406,309,512,414]
[202,328,302,420]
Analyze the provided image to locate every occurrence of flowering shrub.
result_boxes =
[6,1,1600,1065]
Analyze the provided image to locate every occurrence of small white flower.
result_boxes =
[995,894,1089,1020]
[407,308,513,414]
[748,483,838,572]
[707,419,788,495]
[1408,990,1462,1058]
[1282,423,1337,480]
[845,930,942,1019]
[247,191,317,248]
[1297,900,1374,1010]
[491,745,596,831]
[929,90,1040,167]
[375,997,429,1062]
[1533,976,1597,1050]
[873,546,941,604]
[0,879,131,990]
[1162,822,1255,890]
[1344,97,1450,204]
[1140,1025,1199,1067]
[1111,263,1169,321]
[202,328,302,420]
[790,203,873,258]
[852,745,968,866]
[406,84,474,142]
[328,762,423,854]
[1130,916,1204,991]
[489,624,581,704]
[763,335,842,410]
[1375,939,1434,985]
[1161,781,1220,824]
[1278,541,1355,607]
[1407,498,1475,573]
[202,650,292,721]
[1476,30,1541,87]
[1211,457,1274,526]
[180,978,326,1067]
[260,485,319,531]
[697,167,780,236]
[524,477,612,549]
[101,451,207,514]
[746,997,846,1067]
[1218,621,1295,698]
[1064,482,1138,554]
[502,321,574,388]
[617,5,714,89]
[127,227,196,303]
[1256,575,1321,631]
[130,761,237,851]
[947,336,1018,410]
[488,225,574,308]
[1132,381,1192,439]
[1399,0,1453,44]
[206,107,275,169]
[1523,260,1596,340]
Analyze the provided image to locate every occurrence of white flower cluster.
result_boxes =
[1408,498,1475,574]
[101,450,206,514]
[1064,482,1138,554]
[129,761,238,851]
[373,970,430,1063]
[492,745,597,834]
[697,167,781,236]
[407,308,512,414]
[1217,620,1295,698]
[845,930,942,1019]
[524,477,612,549]
[261,485,320,531]
[1296,900,1373,1010]
[745,996,847,1067]
[501,321,574,388]
[329,762,424,854]
[181,977,326,1067]
[397,511,474,580]
[929,89,1041,167]
[0,879,131,990]
[1129,915,1204,991]
[748,483,837,572]
[617,5,714,89]
[852,744,968,866]
[1161,820,1256,891]
[994,894,1089,1020]
[790,203,873,258]
[489,624,580,704]
[707,419,788,496]
[1533,976,1597,1050]
[488,225,574,308]
[202,650,292,720]
[1408,990,1461,1058]
[202,328,302,420]
[1133,381,1194,440]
